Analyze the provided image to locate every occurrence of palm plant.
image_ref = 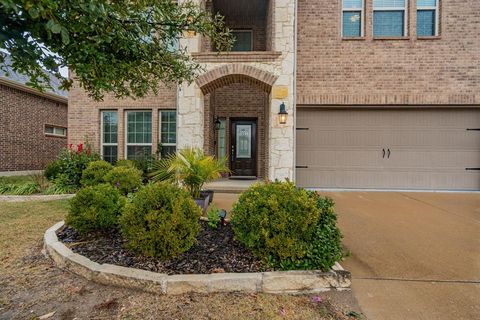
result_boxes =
[150,148,229,198]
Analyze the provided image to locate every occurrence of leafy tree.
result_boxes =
[0,0,232,100]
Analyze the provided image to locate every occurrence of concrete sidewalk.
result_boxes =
[321,191,480,320]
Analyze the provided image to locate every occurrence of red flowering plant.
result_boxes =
[44,141,99,191]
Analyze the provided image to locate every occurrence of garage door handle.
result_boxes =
[387,149,391,159]
[382,148,386,158]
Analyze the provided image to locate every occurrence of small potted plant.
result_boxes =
[149,148,229,213]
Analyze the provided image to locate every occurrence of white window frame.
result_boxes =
[100,110,118,160]
[341,0,365,38]
[125,110,153,160]
[159,109,177,151]
[44,125,67,137]
[417,0,439,36]
[373,0,409,37]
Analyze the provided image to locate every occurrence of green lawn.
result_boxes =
[0,175,34,185]
[0,200,364,320]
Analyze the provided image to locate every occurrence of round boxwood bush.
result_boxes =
[80,160,113,186]
[104,166,142,195]
[231,181,343,271]
[115,159,137,169]
[66,184,125,234]
[119,183,201,259]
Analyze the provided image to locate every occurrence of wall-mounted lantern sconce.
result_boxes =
[214,117,221,131]
[278,102,288,124]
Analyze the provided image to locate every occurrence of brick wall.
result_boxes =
[296,0,480,105]
[68,81,177,158]
[0,84,67,171]
[203,81,269,178]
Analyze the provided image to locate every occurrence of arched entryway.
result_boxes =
[197,65,277,178]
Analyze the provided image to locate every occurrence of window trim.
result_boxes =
[373,0,409,37]
[341,0,365,38]
[416,0,439,37]
[159,109,177,151]
[100,110,118,161]
[124,110,153,160]
[44,124,67,138]
[231,29,254,51]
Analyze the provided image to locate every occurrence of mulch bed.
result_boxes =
[57,221,270,275]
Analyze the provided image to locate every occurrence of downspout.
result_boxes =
[292,0,298,182]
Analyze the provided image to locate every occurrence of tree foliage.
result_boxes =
[0,0,232,100]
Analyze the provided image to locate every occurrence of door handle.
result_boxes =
[382,148,385,158]
[387,148,391,159]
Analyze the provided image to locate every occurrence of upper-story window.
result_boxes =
[231,30,253,51]
[417,0,438,36]
[373,0,407,37]
[342,0,364,37]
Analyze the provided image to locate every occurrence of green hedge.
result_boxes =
[104,166,142,195]
[120,183,201,259]
[80,160,113,186]
[66,184,125,234]
[231,181,343,271]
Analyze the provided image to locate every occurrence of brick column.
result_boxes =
[118,108,125,159]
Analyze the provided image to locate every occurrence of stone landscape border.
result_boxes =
[44,221,351,295]
[0,194,74,202]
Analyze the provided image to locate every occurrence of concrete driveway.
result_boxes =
[320,191,480,320]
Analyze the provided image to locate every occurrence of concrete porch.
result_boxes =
[205,178,262,193]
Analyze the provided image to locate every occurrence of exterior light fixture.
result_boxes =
[214,117,221,131]
[219,209,227,225]
[278,102,288,124]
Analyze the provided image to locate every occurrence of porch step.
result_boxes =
[228,176,257,181]
[205,178,262,193]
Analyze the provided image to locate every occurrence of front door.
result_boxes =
[230,119,257,177]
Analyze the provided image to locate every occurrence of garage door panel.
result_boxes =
[296,108,480,190]
[298,129,390,147]
[297,167,480,190]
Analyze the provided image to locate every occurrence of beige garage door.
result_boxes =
[296,108,480,190]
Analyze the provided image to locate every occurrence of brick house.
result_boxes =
[0,56,68,173]
[68,0,480,190]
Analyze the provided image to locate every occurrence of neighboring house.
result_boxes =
[0,56,68,173]
[68,0,480,190]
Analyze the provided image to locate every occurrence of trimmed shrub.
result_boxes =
[44,143,99,190]
[120,183,201,259]
[81,160,113,186]
[304,196,343,271]
[66,184,125,234]
[270,195,344,271]
[104,166,142,195]
[44,161,61,180]
[231,181,343,271]
[115,159,137,169]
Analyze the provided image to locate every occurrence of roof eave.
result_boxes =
[0,77,68,104]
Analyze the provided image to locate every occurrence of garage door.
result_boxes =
[296,108,480,190]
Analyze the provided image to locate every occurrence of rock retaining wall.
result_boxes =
[45,221,351,295]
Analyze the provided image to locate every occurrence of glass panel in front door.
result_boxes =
[236,124,252,158]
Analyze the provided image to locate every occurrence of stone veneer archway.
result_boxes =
[177,0,296,182]
[202,76,270,178]
[196,64,278,95]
